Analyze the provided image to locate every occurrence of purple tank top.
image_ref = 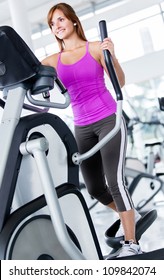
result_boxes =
[57,42,116,126]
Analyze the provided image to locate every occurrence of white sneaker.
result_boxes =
[117,240,143,258]
[115,209,141,237]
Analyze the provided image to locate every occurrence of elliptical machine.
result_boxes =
[0,21,164,260]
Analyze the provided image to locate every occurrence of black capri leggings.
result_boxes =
[74,114,134,212]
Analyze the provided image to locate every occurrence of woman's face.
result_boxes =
[50,9,74,40]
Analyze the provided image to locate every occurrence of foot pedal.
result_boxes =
[104,209,157,249]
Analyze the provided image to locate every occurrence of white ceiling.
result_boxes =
[0,0,120,30]
[0,0,163,34]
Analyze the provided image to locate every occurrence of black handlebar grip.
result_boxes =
[55,77,67,94]
[99,20,123,101]
[0,98,5,109]
[99,20,108,41]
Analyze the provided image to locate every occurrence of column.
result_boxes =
[8,0,33,50]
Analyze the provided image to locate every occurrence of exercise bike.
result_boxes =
[0,21,164,260]
[123,107,164,213]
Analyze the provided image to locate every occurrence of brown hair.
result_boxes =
[47,3,87,51]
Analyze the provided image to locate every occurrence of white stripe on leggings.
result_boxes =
[117,118,133,211]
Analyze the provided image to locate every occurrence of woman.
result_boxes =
[42,2,142,258]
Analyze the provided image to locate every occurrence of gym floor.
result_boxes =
[82,188,164,257]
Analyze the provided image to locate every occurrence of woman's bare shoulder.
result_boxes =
[41,52,59,68]
[88,41,102,61]
[89,41,101,49]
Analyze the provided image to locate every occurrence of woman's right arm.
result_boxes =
[41,53,58,69]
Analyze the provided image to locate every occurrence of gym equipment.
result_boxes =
[124,110,164,212]
[99,20,164,259]
[0,25,102,260]
[159,97,164,111]
[104,209,157,259]
[0,22,164,260]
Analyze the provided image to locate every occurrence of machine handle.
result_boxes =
[55,78,68,94]
[99,20,123,101]
[26,65,70,109]
[26,90,70,109]
[0,98,5,109]
[72,20,123,165]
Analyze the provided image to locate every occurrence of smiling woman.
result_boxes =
[47,3,87,51]
[41,2,143,258]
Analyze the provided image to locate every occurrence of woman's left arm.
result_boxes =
[99,38,125,88]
